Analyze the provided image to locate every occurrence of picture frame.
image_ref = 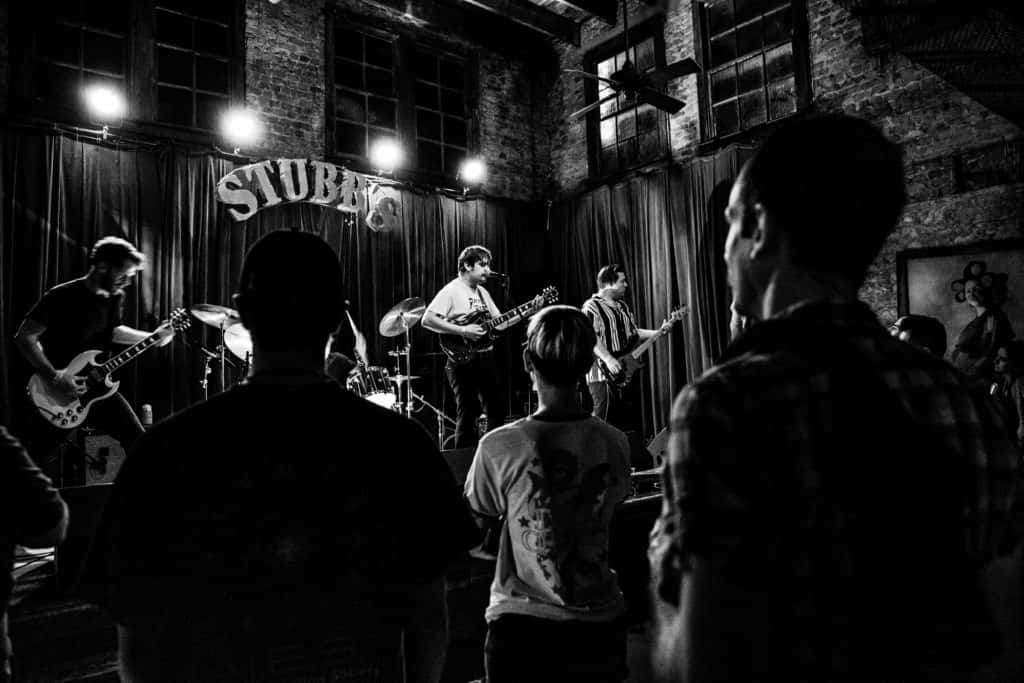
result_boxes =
[896,238,1024,361]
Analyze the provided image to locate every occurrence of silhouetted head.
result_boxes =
[523,305,597,387]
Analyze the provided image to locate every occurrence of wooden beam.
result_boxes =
[457,0,581,44]
[552,0,617,23]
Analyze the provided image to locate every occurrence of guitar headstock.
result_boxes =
[668,305,687,323]
[168,307,192,334]
[541,286,559,305]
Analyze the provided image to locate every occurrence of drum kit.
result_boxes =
[188,296,455,447]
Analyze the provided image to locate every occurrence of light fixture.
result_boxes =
[458,157,487,187]
[83,84,127,123]
[220,108,263,154]
[369,138,404,174]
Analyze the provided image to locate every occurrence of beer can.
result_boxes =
[141,403,153,426]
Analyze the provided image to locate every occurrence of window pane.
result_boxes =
[196,57,229,93]
[600,116,616,147]
[156,10,192,47]
[598,58,614,79]
[737,55,763,94]
[601,145,618,174]
[416,82,438,110]
[638,128,661,160]
[335,28,362,61]
[619,138,638,167]
[335,122,365,156]
[415,53,437,83]
[736,18,762,57]
[706,0,735,36]
[710,66,737,104]
[158,47,193,86]
[768,76,796,119]
[158,86,192,126]
[54,0,83,23]
[765,42,793,81]
[336,92,365,123]
[417,109,441,140]
[636,104,659,135]
[91,1,130,33]
[635,38,655,71]
[738,90,766,129]
[445,117,467,148]
[439,59,462,89]
[195,93,226,130]
[763,6,792,46]
[365,67,392,96]
[364,36,392,69]
[710,33,737,68]
[335,61,363,90]
[443,146,463,178]
[367,96,395,129]
[418,141,442,172]
[37,62,79,103]
[40,24,81,64]
[440,89,464,116]
[734,0,760,26]
[713,100,739,137]
[195,22,229,56]
[617,111,636,140]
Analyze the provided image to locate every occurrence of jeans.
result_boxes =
[445,352,504,449]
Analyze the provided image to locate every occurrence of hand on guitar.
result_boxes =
[155,326,175,347]
[51,369,87,399]
[460,324,487,341]
[602,356,623,378]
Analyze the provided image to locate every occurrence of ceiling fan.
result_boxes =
[565,0,700,119]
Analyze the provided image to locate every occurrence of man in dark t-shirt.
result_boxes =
[88,231,478,682]
[13,237,173,479]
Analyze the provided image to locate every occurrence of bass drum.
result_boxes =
[346,366,397,410]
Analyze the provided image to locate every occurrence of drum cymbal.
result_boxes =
[379,297,426,337]
[223,322,253,360]
[191,303,240,328]
[388,374,421,383]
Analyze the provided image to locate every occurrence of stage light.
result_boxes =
[220,108,263,152]
[82,84,126,122]
[458,157,487,186]
[369,138,404,174]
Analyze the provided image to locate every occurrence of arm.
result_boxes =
[2,426,69,548]
[113,324,173,348]
[422,311,485,341]
[402,577,449,683]
[15,317,83,396]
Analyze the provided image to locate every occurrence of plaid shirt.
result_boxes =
[649,300,1021,676]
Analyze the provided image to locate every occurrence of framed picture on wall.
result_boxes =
[896,239,1024,363]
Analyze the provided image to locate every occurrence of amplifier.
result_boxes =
[82,432,127,485]
[630,467,662,497]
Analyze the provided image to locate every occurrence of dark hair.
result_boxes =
[525,305,597,387]
[741,114,905,285]
[891,314,947,357]
[89,236,144,268]
[235,230,345,351]
[458,245,492,273]
[951,261,1008,308]
[596,264,624,288]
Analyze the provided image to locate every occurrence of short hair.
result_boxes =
[235,230,345,351]
[89,236,144,268]
[524,305,597,387]
[891,314,947,357]
[458,245,492,273]
[596,264,624,288]
[741,114,905,286]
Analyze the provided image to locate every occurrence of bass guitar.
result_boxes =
[27,308,191,429]
[439,286,558,365]
[598,305,686,389]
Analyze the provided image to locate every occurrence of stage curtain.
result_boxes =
[0,127,538,438]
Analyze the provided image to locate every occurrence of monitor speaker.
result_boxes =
[647,427,670,469]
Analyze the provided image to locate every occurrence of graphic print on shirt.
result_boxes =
[519,447,612,603]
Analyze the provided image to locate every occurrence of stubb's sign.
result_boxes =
[216,159,400,232]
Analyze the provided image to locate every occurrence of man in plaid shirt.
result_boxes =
[649,115,1021,681]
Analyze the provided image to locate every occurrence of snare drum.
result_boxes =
[346,366,397,409]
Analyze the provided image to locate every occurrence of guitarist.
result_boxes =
[13,237,173,479]
[583,264,670,433]
[423,245,509,448]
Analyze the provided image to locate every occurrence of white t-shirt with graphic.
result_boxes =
[464,415,631,623]
[426,277,500,322]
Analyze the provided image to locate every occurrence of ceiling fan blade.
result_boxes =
[563,68,621,89]
[570,91,619,119]
[645,57,701,86]
[638,87,686,114]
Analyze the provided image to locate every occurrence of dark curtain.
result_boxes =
[0,127,540,441]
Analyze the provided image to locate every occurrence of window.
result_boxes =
[10,1,244,137]
[698,0,809,141]
[155,2,235,130]
[326,17,475,180]
[584,29,671,178]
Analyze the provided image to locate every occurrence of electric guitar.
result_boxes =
[439,286,559,365]
[27,308,191,429]
[598,305,686,389]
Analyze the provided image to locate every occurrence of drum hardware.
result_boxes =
[191,304,244,394]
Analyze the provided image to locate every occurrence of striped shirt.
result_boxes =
[582,294,638,383]
[649,300,1022,678]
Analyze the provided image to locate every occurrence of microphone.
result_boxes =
[489,271,508,281]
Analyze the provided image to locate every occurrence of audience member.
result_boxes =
[992,340,1024,449]
[465,305,632,683]
[648,115,1021,682]
[1,426,68,683]
[87,230,478,682]
[890,313,948,357]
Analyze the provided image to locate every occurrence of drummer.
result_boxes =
[326,301,368,383]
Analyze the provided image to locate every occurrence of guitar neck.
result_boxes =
[99,326,167,375]
[484,299,537,332]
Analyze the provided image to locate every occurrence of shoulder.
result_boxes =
[477,419,531,458]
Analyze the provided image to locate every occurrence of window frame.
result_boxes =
[324,10,479,184]
[582,18,673,181]
[693,0,812,150]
